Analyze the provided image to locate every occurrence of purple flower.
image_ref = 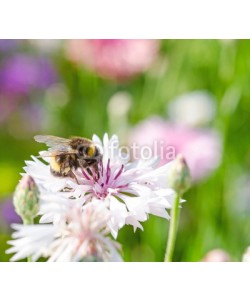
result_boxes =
[0,54,57,95]
[0,39,19,52]
[0,198,22,226]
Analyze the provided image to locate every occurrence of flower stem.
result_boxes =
[23,218,33,262]
[165,193,181,262]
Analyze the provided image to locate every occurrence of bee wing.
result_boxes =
[37,150,73,158]
[34,135,72,152]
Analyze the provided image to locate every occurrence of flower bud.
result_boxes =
[13,175,39,224]
[168,154,191,195]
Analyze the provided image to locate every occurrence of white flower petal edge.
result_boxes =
[6,224,56,262]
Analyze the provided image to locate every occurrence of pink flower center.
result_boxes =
[81,159,127,200]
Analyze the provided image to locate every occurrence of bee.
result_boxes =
[34,135,102,181]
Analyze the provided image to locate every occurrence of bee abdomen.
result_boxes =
[50,167,63,177]
[50,156,71,177]
[50,167,71,177]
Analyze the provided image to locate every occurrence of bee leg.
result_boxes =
[78,160,93,178]
[86,168,93,177]
[69,170,79,184]
[92,163,100,179]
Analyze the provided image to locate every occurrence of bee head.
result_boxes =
[77,144,101,159]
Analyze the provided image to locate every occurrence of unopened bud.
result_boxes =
[242,247,250,262]
[168,154,191,195]
[13,175,39,224]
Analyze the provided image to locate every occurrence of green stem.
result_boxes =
[165,193,181,262]
[23,218,34,262]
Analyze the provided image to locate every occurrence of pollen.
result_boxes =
[87,145,95,157]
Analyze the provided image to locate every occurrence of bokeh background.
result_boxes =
[0,39,250,262]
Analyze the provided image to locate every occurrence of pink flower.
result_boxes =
[65,39,159,81]
[202,249,231,262]
[129,117,222,182]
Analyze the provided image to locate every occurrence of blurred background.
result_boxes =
[0,39,250,262]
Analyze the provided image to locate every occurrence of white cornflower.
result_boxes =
[7,203,122,262]
[24,133,176,238]
[24,134,175,238]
